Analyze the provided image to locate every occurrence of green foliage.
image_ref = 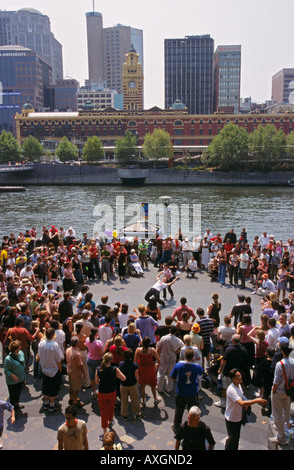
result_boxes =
[114,130,139,164]
[202,123,249,171]
[22,135,43,162]
[248,124,286,170]
[286,131,294,160]
[55,136,78,162]
[143,128,174,162]
[0,130,22,164]
[82,136,104,162]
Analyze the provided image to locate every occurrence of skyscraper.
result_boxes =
[272,68,294,105]
[0,8,63,83]
[213,45,241,113]
[86,10,143,95]
[164,35,214,115]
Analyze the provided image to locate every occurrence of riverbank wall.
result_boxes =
[0,163,293,186]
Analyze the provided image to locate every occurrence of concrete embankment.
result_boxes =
[0,163,293,186]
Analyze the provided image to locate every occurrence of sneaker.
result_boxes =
[162,390,172,397]
[48,403,60,413]
[99,434,104,441]
[108,419,115,428]
[136,413,143,420]
[154,397,162,406]
[252,291,256,294]
[214,399,226,408]
[121,416,128,422]
[91,392,97,399]
[141,400,146,408]
[269,436,289,446]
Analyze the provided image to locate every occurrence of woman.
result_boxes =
[130,249,144,276]
[122,322,141,353]
[4,340,26,411]
[82,247,93,281]
[215,247,227,285]
[145,299,161,322]
[176,312,193,340]
[237,314,255,370]
[95,352,126,440]
[118,303,138,330]
[71,253,84,286]
[74,323,91,389]
[118,245,127,281]
[247,326,269,389]
[62,262,75,293]
[47,262,59,292]
[206,293,222,328]
[276,263,288,301]
[118,348,142,421]
[200,236,210,270]
[134,336,161,408]
[86,327,104,399]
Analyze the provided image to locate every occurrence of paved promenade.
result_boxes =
[0,265,282,451]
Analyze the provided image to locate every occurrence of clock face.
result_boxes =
[128,81,136,89]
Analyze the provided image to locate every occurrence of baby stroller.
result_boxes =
[201,354,222,390]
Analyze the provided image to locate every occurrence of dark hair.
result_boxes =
[121,303,129,314]
[65,404,77,417]
[180,297,187,305]
[165,315,173,326]
[123,348,134,361]
[197,307,204,317]
[170,325,178,335]
[142,336,151,353]
[45,327,56,340]
[89,327,98,342]
[229,368,240,379]
[185,349,194,361]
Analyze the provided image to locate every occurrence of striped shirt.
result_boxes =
[197,317,214,346]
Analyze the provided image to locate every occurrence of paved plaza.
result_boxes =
[0,264,287,451]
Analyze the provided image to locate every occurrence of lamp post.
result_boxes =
[159,195,172,237]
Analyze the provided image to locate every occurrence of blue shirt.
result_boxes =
[171,361,203,398]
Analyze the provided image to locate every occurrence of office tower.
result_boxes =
[45,79,79,112]
[0,45,52,132]
[86,11,143,95]
[272,68,294,105]
[213,45,241,114]
[86,11,105,84]
[164,35,214,114]
[0,8,63,83]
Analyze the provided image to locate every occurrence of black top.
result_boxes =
[175,420,216,450]
[97,365,117,393]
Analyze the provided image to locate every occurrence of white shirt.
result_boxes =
[239,252,249,270]
[225,382,245,422]
[38,339,63,377]
[152,280,168,292]
[265,327,280,349]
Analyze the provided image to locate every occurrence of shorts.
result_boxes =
[42,370,62,398]
[68,375,83,393]
[202,343,211,358]
[87,357,102,381]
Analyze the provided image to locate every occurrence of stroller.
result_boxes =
[201,353,222,391]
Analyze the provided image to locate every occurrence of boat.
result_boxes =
[0,186,26,192]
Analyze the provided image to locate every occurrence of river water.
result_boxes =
[1,185,293,243]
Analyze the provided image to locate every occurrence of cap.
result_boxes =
[278,336,289,344]
[191,323,200,334]
[262,274,269,279]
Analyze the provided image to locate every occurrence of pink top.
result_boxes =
[86,338,104,360]
[240,324,254,344]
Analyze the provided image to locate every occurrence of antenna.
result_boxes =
[93,0,95,12]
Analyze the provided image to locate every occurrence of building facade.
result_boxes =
[0,8,63,83]
[272,68,294,105]
[213,45,241,113]
[45,79,79,112]
[0,45,52,133]
[122,46,144,111]
[164,35,214,115]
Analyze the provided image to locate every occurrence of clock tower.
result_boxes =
[122,45,144,111]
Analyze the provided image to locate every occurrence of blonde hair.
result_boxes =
[138,304,145,314]
[128,322,136,334]
[183,335,192,345]
[100,352,113,371]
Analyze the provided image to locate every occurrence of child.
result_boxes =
[101,431,122,450]
[0,400,15,449]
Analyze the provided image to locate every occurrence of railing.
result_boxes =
[0,163,34,172]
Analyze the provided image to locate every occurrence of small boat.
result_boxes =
[288,178,294,187]
[0,186,26,192]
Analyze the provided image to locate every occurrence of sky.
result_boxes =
[5,0,294,109]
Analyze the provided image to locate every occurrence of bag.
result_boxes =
[4,328,13,354]
[281,360,294,400]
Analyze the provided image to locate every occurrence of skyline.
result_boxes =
[4,0,294,110]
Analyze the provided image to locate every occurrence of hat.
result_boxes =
[131,249,136,253]
[191,323,200,334]
[278,336,289,344]
[262,274,269,279]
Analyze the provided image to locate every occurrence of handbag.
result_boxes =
[281,360,294,400]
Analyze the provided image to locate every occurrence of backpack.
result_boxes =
[281,360,294,400]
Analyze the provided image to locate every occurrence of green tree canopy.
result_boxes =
[114,130,139,165]
[22,135,43,162]
[248,124,286,170]
[82,136,104,162]
[142,128,174,164]
[55,137,78,162]
[286,131,294,160]
[0,130,22,164]
[202,123,249,171]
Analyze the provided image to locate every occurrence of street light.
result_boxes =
[159,195,172,236]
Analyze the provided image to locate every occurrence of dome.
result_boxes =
[82,99,95,110]
[17,7,43,15]
[22,101,34,110]
[171,99,186,110]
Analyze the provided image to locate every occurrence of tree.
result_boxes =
[286,131,294,161]
[55,137,78,162]
[82,136,104,162]
[114,130,139,165]
[0,130,22,164]
[143,129,173,166]
[22,135,43,162]
[202,123,249,171]
[248,124,286,170]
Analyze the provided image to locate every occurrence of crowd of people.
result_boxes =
[0,224,294,450]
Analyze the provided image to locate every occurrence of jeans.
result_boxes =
[173,394,198,430]
[218,263,226,284]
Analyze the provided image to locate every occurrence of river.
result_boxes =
[1,185,293,243]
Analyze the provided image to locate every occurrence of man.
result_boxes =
[138,239,148,269]
[154,315,173,340]
[186,256,198,278]
[89,239,101,279]
[265,318,280,350]
[174,406,215,451]
[171,349,203,433]
[269,343,294,446]
[58,292,73,324]
[8,317,39,371]
[157,326,184,396]
[224,368,267,450]
[230,295,252,328]
[181,238,192,270]
[196,307,214,370]
[172,297,196,323]
[253,273,276,296]
[269,245,281,282]
[158,264,174,299]
[57,404,88,450]
[75,309,93,338]
[145,275,179,308]
[38,327,64,413]
[259,231,270,249]
[215,334,250,409]
[238,248,249,289]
